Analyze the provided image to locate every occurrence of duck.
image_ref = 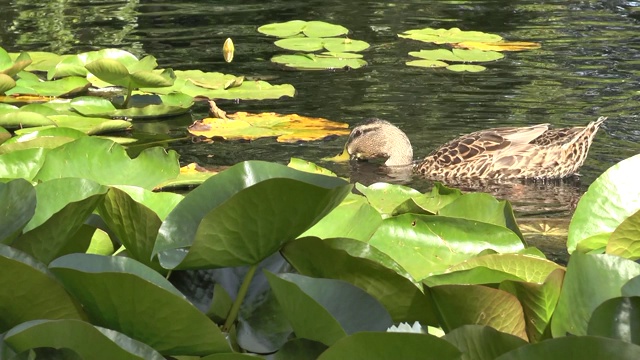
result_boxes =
[345,116,607,180]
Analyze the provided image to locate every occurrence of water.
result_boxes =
[2,0,639,259]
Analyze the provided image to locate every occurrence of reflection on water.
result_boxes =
[1,0,640,257]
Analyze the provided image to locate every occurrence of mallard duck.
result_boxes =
[346,116,607,179]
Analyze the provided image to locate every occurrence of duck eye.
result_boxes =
[353,129,362,138]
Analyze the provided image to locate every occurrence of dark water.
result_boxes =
[2,0,640,258]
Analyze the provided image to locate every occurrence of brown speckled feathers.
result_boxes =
[346,117,607,180]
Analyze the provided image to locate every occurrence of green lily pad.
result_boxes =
[85,55,175,89]
[399,27,503,44]
[369,214,524,281]
[70,94,193,119]
[356,182,421,217]
[495,336,640,359]
[0,135,77,154]
[409,49,504,62]
[0,179,35,244]
[288,158,338,177]
[0,73,16,94]
[568,154,640,253]
[271,54,367,70]
[5,75,91,97]
[317,332,461,360]
[406,60,449,68]
[9,51,62,73]
[48,49,139,79]
[153,161,351,269]
[300,193,382,241]
[321,38,370,53]
[258,20,348,38]
[443,325,528,360]
[0,125,9,145]
[0,244,85,333]
[320,52,364,59]
[0,147,47,180]
[392,182,463,215]
[275,38,326,52]
[33,137,180,190]
[49,253,231,355]
[12,178,108,264]
[447,64,487,72]
[274,338,327,360]
[607,209,640,260]
[500,269,564,343]
[282,237,438,325]
[265,272,393,346]
[0,48,32,77]
[551,252,640,337]
[587,296,640,344]
[431,284,527,339]
[176,69,241,89]
[3,319,164,360]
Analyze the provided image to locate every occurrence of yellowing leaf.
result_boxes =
[454,41,542,52]
[188,112,350,143]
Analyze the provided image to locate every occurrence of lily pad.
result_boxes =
[3,319,164,360]
[155,162,218,189]
[271,54,367,70]
[258,20,348,38]
[146,77,295,100]
[70,94,193,119]
[85,55,175,89]
[399,27,503,44]
[274,38,369,53]
[453,41,542,52]
[6,75,91,97]
[0,73,16,94]
[9,51,62,72]
[188,112,350,143]
[47,48,139,79]
[446,64,487,72]
[409,48,504,62]
[0,48,32,77]
[406,60,449,68]
[322,38,370,53]
[320,52,364,59]
[607,209,640,260]
[275,38,326,52]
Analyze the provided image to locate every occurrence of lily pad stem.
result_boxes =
[122,85,133,108]
[222,263,258,332]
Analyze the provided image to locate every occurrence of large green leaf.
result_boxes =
[47,48,139,79]
[551,253,640,337]
[257,20,348,38]
[587,296,640,345]
[355,182,421,217]
[70,94,193,119]
[85,57,175,89]
[282,237,438,325]
[568,154,640,253]
[0,147,47,180]
[443,325,527,360]
[0,179,36,244]
[431,284,527,339]
[399,27,503,44]
[33,137,180,190]
[392,182,463,215]
[3,319,164,360]
[299,193,382,241]
[12,178,108,264]
[143,78,295,100]
[369,214,524,280]
[423,254,562,286]
[0,48,31,76]
[606,209,640,260]
[154,161,350,269]
[271,54,367,70]
[500,269,564,343]
[274,338,327,360]
[438,193,524,241]
[495,336,640,359]
[265,272,393,346]
[6,76,90,97]
[0,244,85,333]
[49,253,230,355]
[316,332,461,360]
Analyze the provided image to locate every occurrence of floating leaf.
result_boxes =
[406,60,449,68]
[0,48,32,77]
[319,52,364,59]
[275,38,326,52]
[257,20,348,38]
[409,49,504,62]
[288,158,337,177]
[321,38,370,53]
[156,162,218,189]
[454,41,542,52]
[70,94,193,119]
[188,112,350,143]
[446,64,487,72]
[271,54,367,70]
[399,27,503,44]
[6,75,91,97]
[0,73,16,94]
[85,56,175,89]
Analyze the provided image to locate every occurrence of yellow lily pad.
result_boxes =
[188,112,350,143]
[322,147,350,162]
[453,41,542,52]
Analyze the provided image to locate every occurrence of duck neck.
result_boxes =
[384,137,414,166]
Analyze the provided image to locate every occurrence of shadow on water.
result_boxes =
[1,0,639,258]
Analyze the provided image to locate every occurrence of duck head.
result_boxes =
[346,118,414,166]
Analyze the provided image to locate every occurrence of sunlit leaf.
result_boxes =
[406,60,449,68]
[606,209,640,260]
[454,41,541,52]
[321,38,369,53]
[257,20,309,37]
[188,112,349,143]
[6,76,91,97]
[288,158,337,177]
[275,38,326,52]
[0,73,16,94]
[399,27,503,44]
[271,54,367,70]
[446,64,487,72]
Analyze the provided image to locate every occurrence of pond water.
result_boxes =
[2,0,639,260]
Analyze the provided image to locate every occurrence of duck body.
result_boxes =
[346,117,607,180]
